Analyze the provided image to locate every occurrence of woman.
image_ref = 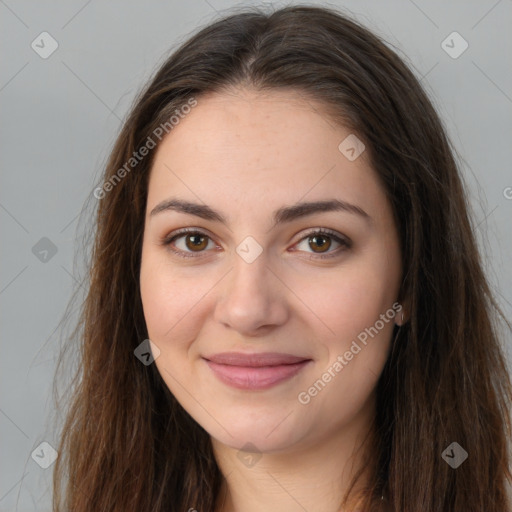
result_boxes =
[52,5,512,511]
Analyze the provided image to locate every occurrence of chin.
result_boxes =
[207,415,307,454]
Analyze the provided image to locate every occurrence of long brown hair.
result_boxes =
[52,5,512,511]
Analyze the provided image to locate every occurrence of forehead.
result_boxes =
[146,88,388,223]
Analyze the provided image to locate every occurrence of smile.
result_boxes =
[202,352,312,390]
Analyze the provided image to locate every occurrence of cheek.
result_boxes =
[291,259,398,344]
[139,250,207,346]
[297,261,398,427]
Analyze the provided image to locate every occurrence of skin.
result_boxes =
[139,87,405,512]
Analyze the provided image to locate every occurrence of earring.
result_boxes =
[396,308,405,326]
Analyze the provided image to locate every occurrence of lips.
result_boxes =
[203,352,312,390]
[205,352,309,367]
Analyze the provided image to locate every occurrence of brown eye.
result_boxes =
[294,229,351,260]
[308,234,332,253]
[184,233,209,251]
[162,229,215,258]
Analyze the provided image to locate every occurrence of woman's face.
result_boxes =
[140,87,403,453]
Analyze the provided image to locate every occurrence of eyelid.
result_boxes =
[161,227,351,259]
[160,227,219,258]
[290,227,351,259]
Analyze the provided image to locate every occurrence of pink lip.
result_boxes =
[203,352,312,390]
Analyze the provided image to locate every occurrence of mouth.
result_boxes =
[202,352,312,390]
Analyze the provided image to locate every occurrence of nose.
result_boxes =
[213,250,289,336]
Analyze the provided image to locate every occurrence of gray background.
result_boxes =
[1,0,511,510]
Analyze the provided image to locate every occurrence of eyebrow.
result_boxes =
[149,198,372,228]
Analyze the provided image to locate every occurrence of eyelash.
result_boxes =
[160,228,351,260]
